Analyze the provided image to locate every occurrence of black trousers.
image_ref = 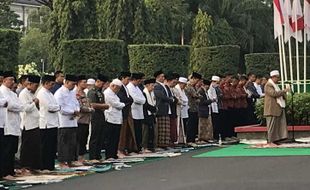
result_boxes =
[40,128,57,170]
[220,109,231,139]
[183,118,188,136]
[212,112,221,140]
[20,128,41,170]
[2,135,18,176]
[89,119,105,160]
[0,128,4,177]
[57,128,78,163]
[133,119,143,151]
[105,122,121,159]
[77,123,89,156]
[186,112,199,143]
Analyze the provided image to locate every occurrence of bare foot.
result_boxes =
[59,163,69,169]
[3,175,15,180]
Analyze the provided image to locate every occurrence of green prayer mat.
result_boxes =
[193,144,310,158]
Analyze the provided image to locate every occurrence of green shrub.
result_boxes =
[245,53,310,78]
[0,29,20,70]
[255,93,310,125]
[61,39,125,78]
[190,45,240,78]
[128,44,190,78]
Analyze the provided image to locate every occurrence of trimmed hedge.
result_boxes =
[0,29,20,70]
[245,53,310,77]
[190,45,240,78]
[128,44,190,78]
[61,39,125,78]
[256,93,310,125]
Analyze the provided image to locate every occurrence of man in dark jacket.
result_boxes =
[154,70,174,148]
[198,79,215,142]
[117,72,136,156]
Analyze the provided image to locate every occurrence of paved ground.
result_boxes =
[30,147,310,190]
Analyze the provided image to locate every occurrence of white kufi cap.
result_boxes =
[211,76,220,82]
[178,77,188,84]
[270,70,280,77]
[87,78,95,85]
[111,79,123,86]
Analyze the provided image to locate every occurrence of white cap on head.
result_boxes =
[211,76,220,82]
[178,77,188,84]
[270,70,280,77]
[87,78,95,85]
[111,79,123,86]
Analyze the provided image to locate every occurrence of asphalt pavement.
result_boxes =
[30,147,310,190]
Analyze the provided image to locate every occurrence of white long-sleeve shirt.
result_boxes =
[254,82,264,97]
[175,84,189,118]
[19,88,40,130]
[37,87,60,129]
[0,90,7,128]
[127,82,146,120]
[54,86,80,128]
[104,88,125,124]
[208,84,219,113]
[0,85,24,136]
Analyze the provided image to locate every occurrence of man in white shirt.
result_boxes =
[19,75,41,171]
[54,74,80,168]
[0,71,8,178]
[104,79,125,159]
[127,73,146,152]
[254,76,264,98]
[37,75,60,170]
[0,71,24,179]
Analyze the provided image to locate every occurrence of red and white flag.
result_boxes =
[304,0,310,41]
[283,0,293,42]
[291,0,304,42]
[274,0,285,39]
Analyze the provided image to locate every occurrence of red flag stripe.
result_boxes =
[274,0,284,24]
[290,16,305,31]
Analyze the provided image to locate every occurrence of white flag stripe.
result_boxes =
[304,0,310,41]
[284,0,293,42]
[274,0,284,39]
[292,0,303,42]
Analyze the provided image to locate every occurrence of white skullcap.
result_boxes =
[87,78,95,85]
[211,76,220,82]
[178,77,188,84]
[111,79,123,86]
[270,70,280,77]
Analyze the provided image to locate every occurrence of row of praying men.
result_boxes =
[0,70,264,179]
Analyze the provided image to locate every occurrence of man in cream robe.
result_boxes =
[264,70,290,144]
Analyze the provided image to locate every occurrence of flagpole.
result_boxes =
[280,35,288,82]
[304,31,307,93]
[295,13,301,93]
[288,38,294,84]
[279,38,285,90]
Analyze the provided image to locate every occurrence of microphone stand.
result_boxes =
[290,85,296,141]
[286,83,304,144]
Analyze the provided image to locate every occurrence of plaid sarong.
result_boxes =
[157,116,171,147]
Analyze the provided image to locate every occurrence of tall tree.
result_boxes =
[191,9,213,48]
[50,0,98,68]
[200,0,274,53]
[34,0,53,10]
[28,6,51,33]
[132,0,151,43]
[145,0,191,44]
[0,0,22,29]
